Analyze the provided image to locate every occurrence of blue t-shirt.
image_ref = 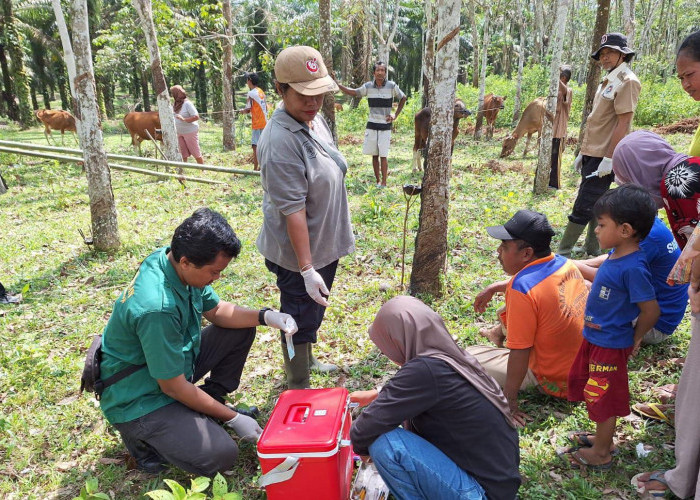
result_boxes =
[584,250,656,348]
[640,217,688,334]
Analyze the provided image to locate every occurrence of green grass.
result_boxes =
[0,106,694,498]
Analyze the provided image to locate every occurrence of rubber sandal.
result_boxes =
[631,471,669,498]
[559,448,613,471]
[632,403,675,427]
[651,384,678,404]
[566,431,620,456]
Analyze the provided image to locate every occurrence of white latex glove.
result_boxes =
[573,154,583,173]
[678,225,695,238]
[264,310,298,334]
[300,266,330,306]
[225,413,263,442]
[597,157,613,177]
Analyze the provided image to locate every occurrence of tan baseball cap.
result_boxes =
[274,46,339,96]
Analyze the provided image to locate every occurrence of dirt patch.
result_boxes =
[339,134,363,146]
[478,159,530,175]
[565,135,578,146]
[654,117,700,135]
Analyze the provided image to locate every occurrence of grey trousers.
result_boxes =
[114,325,256,476]
[666,316,700,498]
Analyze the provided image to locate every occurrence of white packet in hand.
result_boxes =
[285,333,295,360]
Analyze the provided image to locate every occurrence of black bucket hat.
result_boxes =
[591,32,636,60]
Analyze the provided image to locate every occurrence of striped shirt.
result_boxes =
[354,80,405,131]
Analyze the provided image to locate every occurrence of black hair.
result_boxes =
[678,30,700,62]
[373,61,387,72]
[516,239,551,259]
[623,52,635,63]
[275,81,290,96]
[247,72,260,86]
[170,207,241,267]
[559,65,572,81]
[593,185,656,240]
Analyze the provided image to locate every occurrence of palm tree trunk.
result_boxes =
[221,0,235,151]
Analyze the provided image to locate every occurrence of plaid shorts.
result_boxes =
[568,339,633,422]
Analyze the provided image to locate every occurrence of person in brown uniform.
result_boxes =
[558,33,641,256]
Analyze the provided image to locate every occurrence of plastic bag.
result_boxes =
[351,461,390,500]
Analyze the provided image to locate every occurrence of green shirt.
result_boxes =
[690,123,700,157]
[99,247,220,424]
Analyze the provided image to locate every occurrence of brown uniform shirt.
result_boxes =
[553,80,573,139]
[580,62,641,158]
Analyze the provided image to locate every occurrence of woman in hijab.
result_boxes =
[613,130,697,247]
[350,296,520,500]
[170,85,204,164]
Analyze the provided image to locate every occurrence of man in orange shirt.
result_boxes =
[239,72,268,171]
[468,210,588,425]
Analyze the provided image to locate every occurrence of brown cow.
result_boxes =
[500,97,554,158]
[123,111,162,155]
[35,109,77,145]
[412,99,471,172]
[482,93,506,140]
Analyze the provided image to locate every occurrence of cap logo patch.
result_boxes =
[306,58,319,73]
[601,34,608,44]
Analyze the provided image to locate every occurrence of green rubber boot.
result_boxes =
[583,219,601,256]
[308,343,338,373]
[282,341,310,389]
[557,221,586,257]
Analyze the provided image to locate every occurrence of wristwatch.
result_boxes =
[258,307,272,326]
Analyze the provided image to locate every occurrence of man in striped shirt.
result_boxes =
[336,62,406,187]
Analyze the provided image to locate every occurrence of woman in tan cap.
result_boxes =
[256,46,355,389]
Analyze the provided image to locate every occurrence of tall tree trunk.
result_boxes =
[132,0,180,162]
[319,0,337,144]
[221,0,235,151]
[57,70,69,110]
[0,43,19,120]
[372,0,401,65]
[195,55,208,115]
[621,0,635,48]
[469,1,479,87]
[576,0,610,155]
[1,0,33,127]
[70,0,120,251]
[473,6,490,140]
[421,0,435,108]
[411,0,461,297]
[533,0,544,64]
[512,0,526,125]
[534,0,570,194]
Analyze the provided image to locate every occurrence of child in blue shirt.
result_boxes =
[566,184,660,469]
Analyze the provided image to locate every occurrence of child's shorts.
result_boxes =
[568,339,633,422]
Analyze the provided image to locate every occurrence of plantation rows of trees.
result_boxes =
[1,0,699,128]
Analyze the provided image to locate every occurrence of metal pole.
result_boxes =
[0,140,260,176]
[0,146,226,185]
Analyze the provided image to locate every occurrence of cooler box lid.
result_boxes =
[257,388,349,457]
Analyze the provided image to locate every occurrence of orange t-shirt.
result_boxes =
[502,254,587,398]
[247,87,268,130]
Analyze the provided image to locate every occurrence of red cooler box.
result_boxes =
[257,388,354,499]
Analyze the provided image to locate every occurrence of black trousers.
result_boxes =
[265,259,338,344]
[568,155,614,225]
[549,138,562,189]
[114,325,256,476]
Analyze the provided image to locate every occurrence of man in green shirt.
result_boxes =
[99,208,297,476]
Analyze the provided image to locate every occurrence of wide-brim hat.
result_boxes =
[591,32,636,60]
[274,46,339,96]
[486,209,555,252]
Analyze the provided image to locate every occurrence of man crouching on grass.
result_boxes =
[98,208,297,476]
[565,185,659,470]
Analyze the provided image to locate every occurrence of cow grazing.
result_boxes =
[482,93,506,139]
[412,99,471,172]
[334,103,343,112]
[123,111,162,156]
[500,97,554,158]
[35,109,77,145]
